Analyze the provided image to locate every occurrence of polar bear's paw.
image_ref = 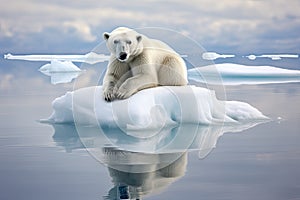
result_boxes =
[116,86,134,100]
[103,88,115,102]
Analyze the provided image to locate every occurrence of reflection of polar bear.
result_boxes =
[102,27,188,101]
[103,147,187,199]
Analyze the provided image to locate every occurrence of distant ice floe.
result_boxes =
[188,63,300,85]
[201,52,299,61]
[5,52,300,85]
[246,54,299,60]
[44,85,268,130]
[39,60,83,84]
[4,52,110,64]
[202,52,235,60]
[4,52,110,84]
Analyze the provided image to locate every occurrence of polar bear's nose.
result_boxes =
[119,52,128,61]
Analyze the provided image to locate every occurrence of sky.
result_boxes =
[1,0,300,53]
[0,0,300,94]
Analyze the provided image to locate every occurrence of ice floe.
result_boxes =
[5,52,110,84]
[5,53,300,85]
[188,63,300,85]
[44,85,268,130]
[4,52,110,64]
[39,60,83,84]
[202,52,235,60]
[246,54,299,60]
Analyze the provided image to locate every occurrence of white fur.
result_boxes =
[102,27,188,101]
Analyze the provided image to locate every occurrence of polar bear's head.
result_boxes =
[103,27,143,62]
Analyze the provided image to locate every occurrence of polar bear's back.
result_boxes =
[142,36,177,54]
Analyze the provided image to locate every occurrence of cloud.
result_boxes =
[0,21,13,38]
[63,21,97,42]
[0,0,299,54]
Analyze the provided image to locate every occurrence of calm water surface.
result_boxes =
[0,81,300,200]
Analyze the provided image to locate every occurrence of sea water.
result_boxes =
[0,65,300,200]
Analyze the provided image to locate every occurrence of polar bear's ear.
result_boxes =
[103,32,110,41]
[136,35,142,43]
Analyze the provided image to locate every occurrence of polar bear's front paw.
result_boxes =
[103,88,115,102]
[116,87,134,99]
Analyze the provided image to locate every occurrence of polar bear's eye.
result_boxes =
[126,40,132,45]
[113,40,119,44]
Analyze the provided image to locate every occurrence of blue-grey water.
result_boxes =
[0,73,299,200]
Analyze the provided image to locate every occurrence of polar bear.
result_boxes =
[102,27,188,101]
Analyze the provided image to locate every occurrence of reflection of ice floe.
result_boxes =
[188,63,300,85]
[246,54,299,60]
[44,85,268,129]
[51,124,189,199]
[51,121,265,156]
[202,52,235,60]
[39,60,83,84]
[50,117,266,199]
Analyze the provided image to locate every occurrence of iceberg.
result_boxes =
[4,52,110,84]
[246,54,299,60]
[5,52,300,85]
[45,85,268,129]
[202,52,235,60]
[39,60,83,84]
[4,52,110,64]
[188,63,300,85]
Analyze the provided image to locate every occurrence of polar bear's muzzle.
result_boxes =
[118,52,128,61]
[116,41,130,62]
